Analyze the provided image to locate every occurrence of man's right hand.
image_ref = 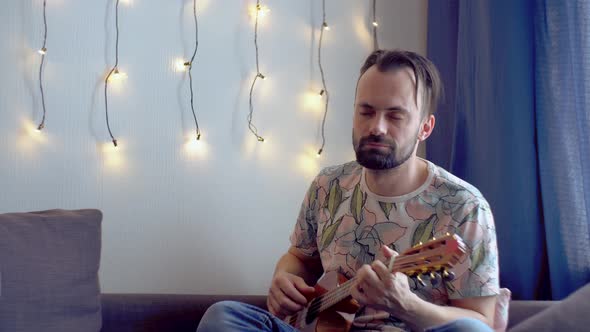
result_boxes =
[267,272,315,319]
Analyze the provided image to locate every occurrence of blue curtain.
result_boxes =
[534,1,590,299]
[427,0,590,300]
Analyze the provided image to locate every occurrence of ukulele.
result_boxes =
[285,234,468,332]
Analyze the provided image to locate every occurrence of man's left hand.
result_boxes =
[350,245,419,315]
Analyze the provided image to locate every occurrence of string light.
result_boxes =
[36,0,48,131]
[249,3,270,18]
[183,0,202,142]
[316,0,330,157]
[109,68,127,81]
[104,0,124,148]
[372,0,379,50]
[247,0,266,143]
[259,5,270,17]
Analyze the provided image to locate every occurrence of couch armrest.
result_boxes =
[100,294,267,332]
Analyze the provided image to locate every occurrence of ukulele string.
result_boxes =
[306,257,404,315]
[305,277,356,316]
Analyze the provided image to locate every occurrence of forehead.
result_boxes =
[356,66,419,107]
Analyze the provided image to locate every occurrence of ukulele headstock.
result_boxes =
[394,234,467,287]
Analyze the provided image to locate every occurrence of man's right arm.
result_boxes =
[267,246,323,319]
[276,246,323,284]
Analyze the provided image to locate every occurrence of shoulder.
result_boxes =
[314,161,363,187]
[426,160,490,209]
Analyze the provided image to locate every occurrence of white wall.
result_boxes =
[0,0,427,295]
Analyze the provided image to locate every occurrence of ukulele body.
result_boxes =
[287,271,360,332]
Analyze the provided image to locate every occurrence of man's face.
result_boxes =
[353,66,424,170]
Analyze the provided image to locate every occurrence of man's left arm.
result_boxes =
[353,200,500,330]
[352,257,497,331]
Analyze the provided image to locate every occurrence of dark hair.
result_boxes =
[359,49,443,117]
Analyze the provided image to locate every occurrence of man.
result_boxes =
[197,49,499,332]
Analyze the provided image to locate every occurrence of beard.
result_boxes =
[353,131,418,170]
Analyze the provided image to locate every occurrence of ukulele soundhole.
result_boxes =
[305,298,321,324]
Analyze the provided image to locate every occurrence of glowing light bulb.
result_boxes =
[257,136,265,142]
[196,133,201,141]
[317,148,323,158]
[251,4,270,18]
[112,139,118,148]
[318,89,325,98]
[109,68,127,81]
[257,73,266,80]
[175,60,190,72]
[38,47,47,55]
[257,4,269,17]
[322,22,330,31]
[372,21,379,27]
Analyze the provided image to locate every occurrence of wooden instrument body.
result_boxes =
[287,271,359,332]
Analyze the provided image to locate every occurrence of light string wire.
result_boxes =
[104,0,121,147]
[372,0,379,50]
[247,0,265,142]
[186,0,201,140]
[37,0,48,131]
[317,0,329,156]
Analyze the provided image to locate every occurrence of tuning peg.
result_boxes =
[429,272,441,287]
[442,269,455,281]
[415,274,427,287]
[409,276,418,290]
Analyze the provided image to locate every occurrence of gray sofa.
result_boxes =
[100,294,554,332]
[3,209,580,331]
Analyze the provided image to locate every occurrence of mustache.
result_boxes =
[359,135,394,147]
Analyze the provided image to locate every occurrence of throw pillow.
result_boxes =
[0,209,102,332]
[494,288,511,332]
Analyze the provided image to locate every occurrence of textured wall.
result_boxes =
[0,0,427,294]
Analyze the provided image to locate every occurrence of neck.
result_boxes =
[364,156,428,197]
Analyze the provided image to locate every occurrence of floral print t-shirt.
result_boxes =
[290,159,499,331]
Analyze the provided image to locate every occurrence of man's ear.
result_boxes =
[418,114,435,141]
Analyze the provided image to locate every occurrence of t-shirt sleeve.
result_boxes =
[289,177,321,258]
[447,200,500,299]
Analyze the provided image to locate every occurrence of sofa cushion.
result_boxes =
[101,294,268,332]
[0,209,102,332]
[508,282,590,331]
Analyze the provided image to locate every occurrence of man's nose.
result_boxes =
[368,114,387,136]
